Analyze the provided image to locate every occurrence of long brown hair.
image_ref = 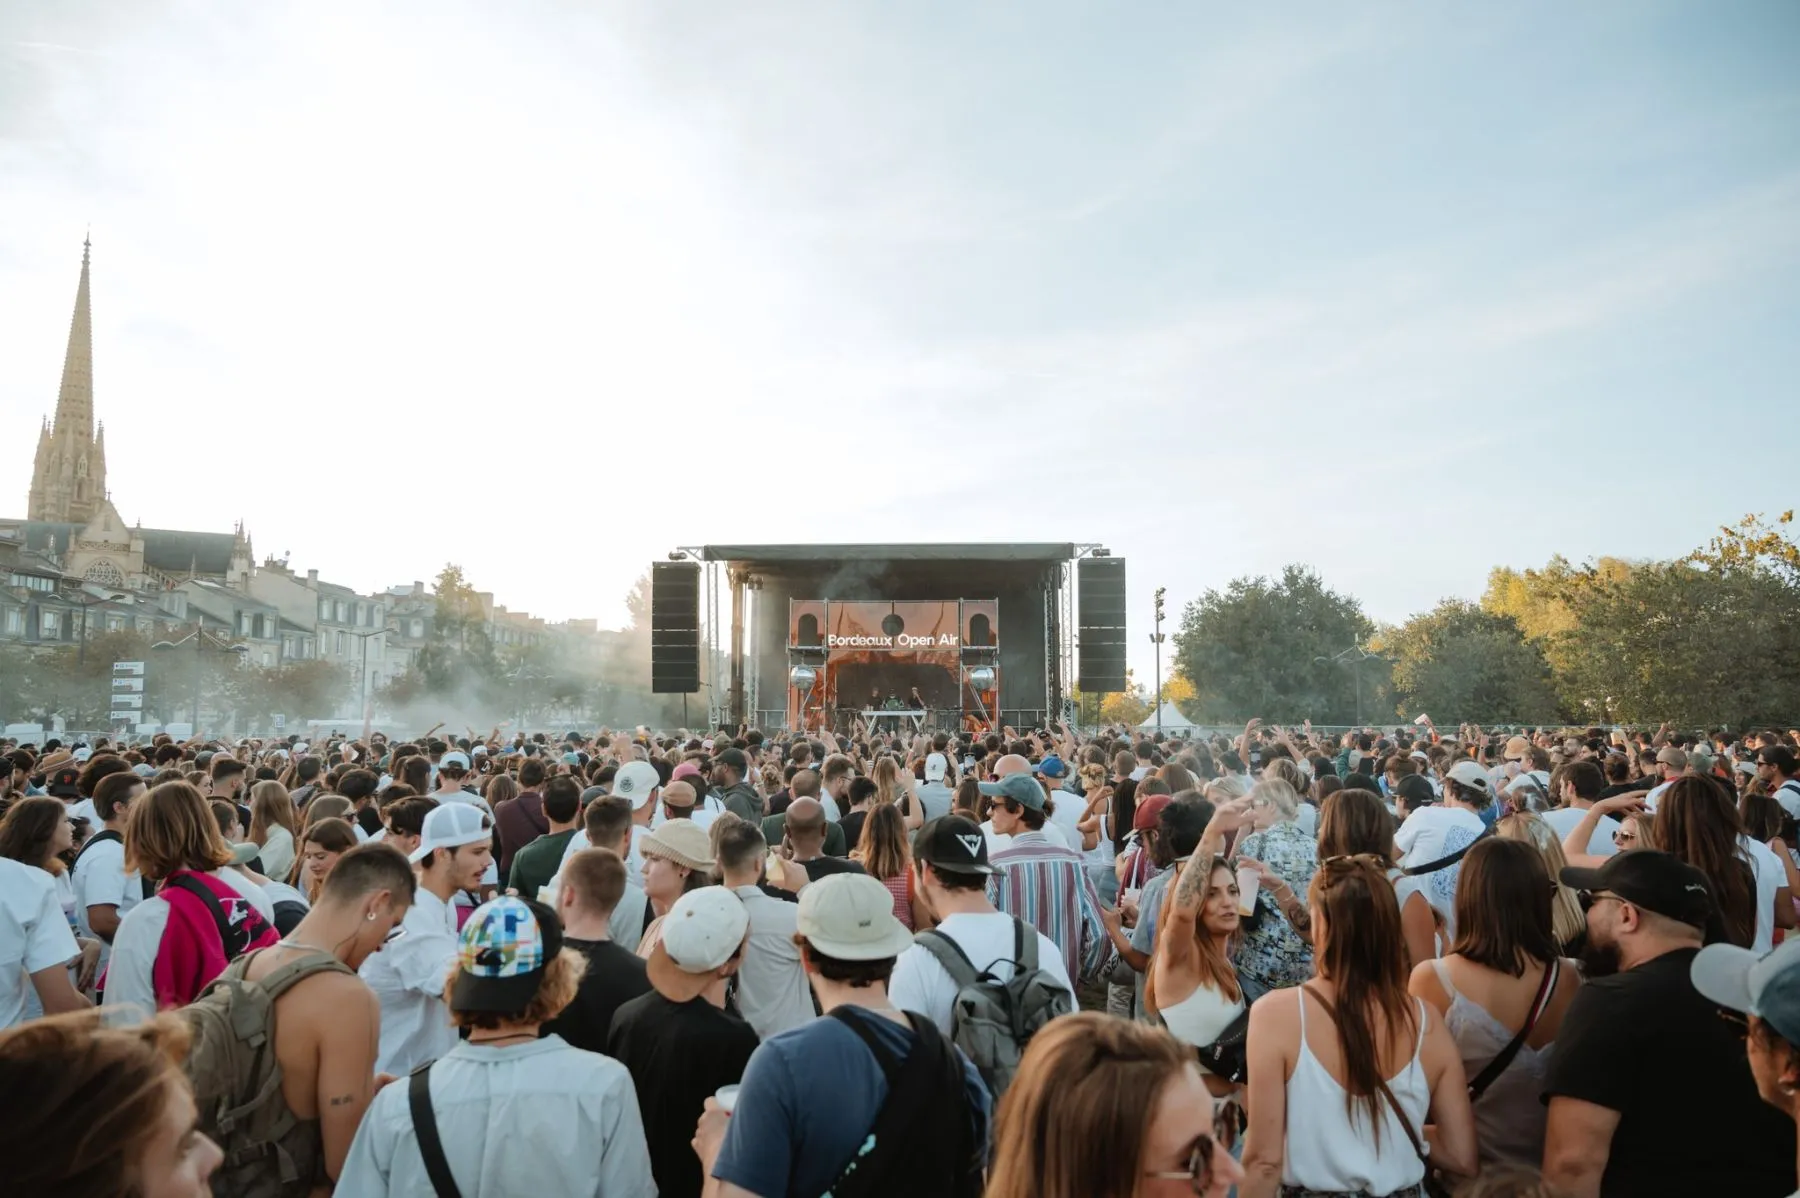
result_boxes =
[855,802,911,881]
[290,817,360,899]
[126,781,232,880]
[247,780,297,847]
[1309,854,1417,1145]
[1659,776,1757,948]
[1451,837,1560,976]
[1317,789,1396,861]
[0,1009,198,1197]
[986,1012,1193,1198]
[1145,853,1242,1014]
[1494,813,1585,953]
[0,797,69,873]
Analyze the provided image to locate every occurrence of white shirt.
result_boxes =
[888,910,1075,1034]
[73,832,145,973]
[1774,780,1800,820]
[980,818,1069,857]
[916,783,954,823]
[1044,786,1086,850]
[1644,780,1674,811]
[1540,806,1621,858]
[1394,805,1486,942]
[554,826,647,893]
[0,858,79,1030]
[101,868,277,1016]
[337,1037,656,1198]
[1741,835,1784,954]
[66,798,99,827]
[728,884,814,1039]
[359,887,461,1075]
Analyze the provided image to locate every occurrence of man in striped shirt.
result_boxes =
[980,770,1112,984]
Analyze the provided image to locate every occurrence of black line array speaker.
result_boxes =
[651,561,701,693]
[1077,557,1128,693]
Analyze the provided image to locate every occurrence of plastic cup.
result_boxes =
[1236,865,1259,917]
[714,1084,740,1114]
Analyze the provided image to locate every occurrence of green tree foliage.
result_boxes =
[1173,565,1383,724]
[1546,560,1800,727]
[1388,601,1562,724]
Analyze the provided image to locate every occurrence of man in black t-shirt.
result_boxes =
[1545,851,1797,1198]
[608,886,759,1198]
[540,847,650,1056]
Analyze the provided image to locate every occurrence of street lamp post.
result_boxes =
[346,629,385,730]
[153,629,249,732]
[1151,587,1167,735]
[1314,645,1382,727]
[63,586,132,666]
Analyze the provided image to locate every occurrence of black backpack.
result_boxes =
[72,829,153,900]
[822,1008,983,1198]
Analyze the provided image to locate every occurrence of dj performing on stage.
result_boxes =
[656,544,1127,735]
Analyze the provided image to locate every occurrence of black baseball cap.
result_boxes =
[1562,850,1713,931]
[715,747,749,775]
[1393,775,1436,810]
[913,815,999,877]
[46,766,82,798]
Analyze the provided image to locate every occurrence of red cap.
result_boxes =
[1132,793,1173,832]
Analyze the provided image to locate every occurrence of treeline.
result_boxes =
[1171,512,1800,729]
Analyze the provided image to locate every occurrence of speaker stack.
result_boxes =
[1076,558,1128,694]
[651,561,701,693]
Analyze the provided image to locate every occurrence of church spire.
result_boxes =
[54,236,95,439]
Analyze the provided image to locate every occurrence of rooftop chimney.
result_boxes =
[306,568,318,585]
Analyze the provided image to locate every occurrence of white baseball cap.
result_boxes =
[797,873,915,960]
[612,761,661,809]
[648,887,749,1002]
[924,752,948,782]
[1445,760,1494,796]
[409,803,493,863]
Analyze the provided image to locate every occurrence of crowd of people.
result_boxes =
[2,717,1800,1197]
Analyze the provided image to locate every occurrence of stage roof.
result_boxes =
[697,543,1079,564]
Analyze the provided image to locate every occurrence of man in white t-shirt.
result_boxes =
[1642,747,1690,811]
[889,815,1074,1031]
[917,753,956,822]
[1395,760,1492,942]
[0,856,86,1029]
[1036,756,1089,851]
[71,772,149,974]
[1540,760,1621,858]
[1757,745,1800,820]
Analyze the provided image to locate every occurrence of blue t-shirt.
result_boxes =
[712,1005,991,1198]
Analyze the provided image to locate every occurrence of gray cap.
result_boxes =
[977,773,1047,811]
[1692,938,1800,1046]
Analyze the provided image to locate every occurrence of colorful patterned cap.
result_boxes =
[450,896,564,1013]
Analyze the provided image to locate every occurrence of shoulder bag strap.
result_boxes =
[822,1010,957,1198]
[1466,959,1559,1102]
[409,1064,463,1198]
[1303,986,1432,1170]
[1403,824,1494,877]
[1012,915,1037,971]
[914,929,982,988]
[163,873,235,948]
[72,828,122,873]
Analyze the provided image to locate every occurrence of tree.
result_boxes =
[1099,669,1153,727]
[1158,672,1198,714]
[1173,565,1382,724]
[1387,601,1563,725]
[1550,559,1800,727]
[1687,511,1800,581]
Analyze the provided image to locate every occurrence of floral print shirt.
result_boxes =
[1231,819,1318,995]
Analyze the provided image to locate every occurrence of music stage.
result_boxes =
[669,543,1111,734]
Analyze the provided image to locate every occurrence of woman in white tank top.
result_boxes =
[1147,851,1245,1092]
[1240,856,1477,1198]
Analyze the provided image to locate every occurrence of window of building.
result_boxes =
[336,631,347,655]
[10,573,55,593]
[319,598,332,621]
[41,610,61,637]
[335,601,347,622]
[106,615,125,632]
[2,609,21,635]
[410,618,424,638]
[84,560,126,587]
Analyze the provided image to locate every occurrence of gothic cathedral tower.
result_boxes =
[28,237,108,524]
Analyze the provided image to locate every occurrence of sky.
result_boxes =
[2,1,1797,685]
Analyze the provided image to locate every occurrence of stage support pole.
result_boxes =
[729,569,746,728]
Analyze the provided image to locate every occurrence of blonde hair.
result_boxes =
[1262,757,1307,798]
[1495,812,1585,950]
[872,756,907,808]
[1250,776,1301,821]
[1204,775,1248,805]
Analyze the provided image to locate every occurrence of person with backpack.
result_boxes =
[887,815,1074,1095]
[696,872,991,1198]
[183,842,414,1197]
[103,781,279,1013]
[72,770,150,986]
[338,895,656,1197]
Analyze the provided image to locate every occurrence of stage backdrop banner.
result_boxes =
[815,601,963,651]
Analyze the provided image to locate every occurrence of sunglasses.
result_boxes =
[1577,890,1626,913]
[1146,1104,1235,1195]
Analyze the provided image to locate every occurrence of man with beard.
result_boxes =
[1543,851,1796,1197]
